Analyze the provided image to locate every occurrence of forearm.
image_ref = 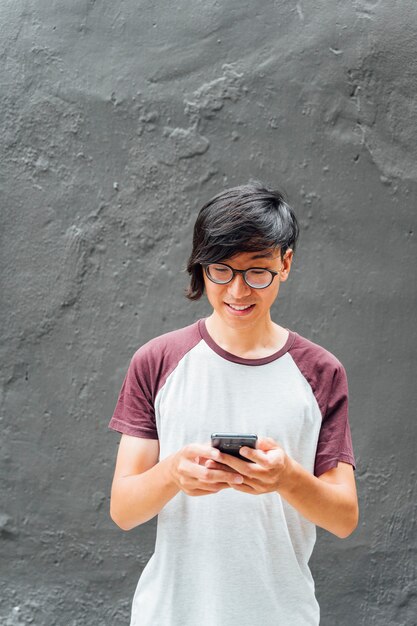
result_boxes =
[110,455,179,530]
[278,459,358,538]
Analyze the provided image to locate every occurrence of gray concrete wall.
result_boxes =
[1,1,416,624]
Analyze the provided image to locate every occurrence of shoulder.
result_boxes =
[130,320,202,373]
[288,332,348,417]
[288,332,345,376]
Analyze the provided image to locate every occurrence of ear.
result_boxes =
[280,249,293,282]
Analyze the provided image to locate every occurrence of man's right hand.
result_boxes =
[169,443,244,496]
[110,436,245,531]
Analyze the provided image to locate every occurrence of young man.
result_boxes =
[109,181,358,626]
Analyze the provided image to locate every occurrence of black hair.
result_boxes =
[186,179,299,300]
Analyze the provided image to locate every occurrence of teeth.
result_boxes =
[228,304,253,310]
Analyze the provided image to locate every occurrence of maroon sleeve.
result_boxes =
[314,363,355,476]
[289,334,356,477]
[108,322,202,439]
[109,343,159,439]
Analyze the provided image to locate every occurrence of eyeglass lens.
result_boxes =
[206,264,273,288]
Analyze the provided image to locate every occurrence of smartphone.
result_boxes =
[211,433,258,462]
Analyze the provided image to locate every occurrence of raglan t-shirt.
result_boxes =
[109,319,355,626]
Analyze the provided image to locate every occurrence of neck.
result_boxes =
[205,313,288,358]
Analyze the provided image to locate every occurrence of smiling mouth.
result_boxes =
[227,303,254,310]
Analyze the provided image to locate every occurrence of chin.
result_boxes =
[222,312,259,328]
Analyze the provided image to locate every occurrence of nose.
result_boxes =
[227,273,252,299]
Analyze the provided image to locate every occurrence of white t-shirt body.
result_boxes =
[109,319,355,626]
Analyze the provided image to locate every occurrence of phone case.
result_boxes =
[211,433,257,462]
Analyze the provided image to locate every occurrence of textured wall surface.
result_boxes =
[1,1,416,624]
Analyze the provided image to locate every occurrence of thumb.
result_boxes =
[257,437,280,451]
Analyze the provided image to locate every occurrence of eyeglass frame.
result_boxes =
[202,262,282,289]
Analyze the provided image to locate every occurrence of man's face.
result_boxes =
[202,248,293,330]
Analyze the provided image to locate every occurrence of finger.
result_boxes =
[180,458,223,481]
[185,470,234,490]
[230,482,259,494]
[195,480,231,491]
[231,470,274,491]
[195,463,244,485]
[187,482,230,496]
[186,485,230,496]
[185,444,222,461]
[239,446,284,469]
[256,437,280,451]
[239,446,269,464]
[214,450,261,475]
[200,472,244,485]
[204,459,239,473]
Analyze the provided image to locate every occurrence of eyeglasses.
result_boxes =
[203,263,280,289]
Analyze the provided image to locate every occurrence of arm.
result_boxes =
[276,459,358,538]
[206,437,358,539]
[110,434,244,531]
[110,435,177,530]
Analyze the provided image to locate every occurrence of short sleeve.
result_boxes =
[314,364,355,477]
[108,346,159,439]
[108,322,203,439]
